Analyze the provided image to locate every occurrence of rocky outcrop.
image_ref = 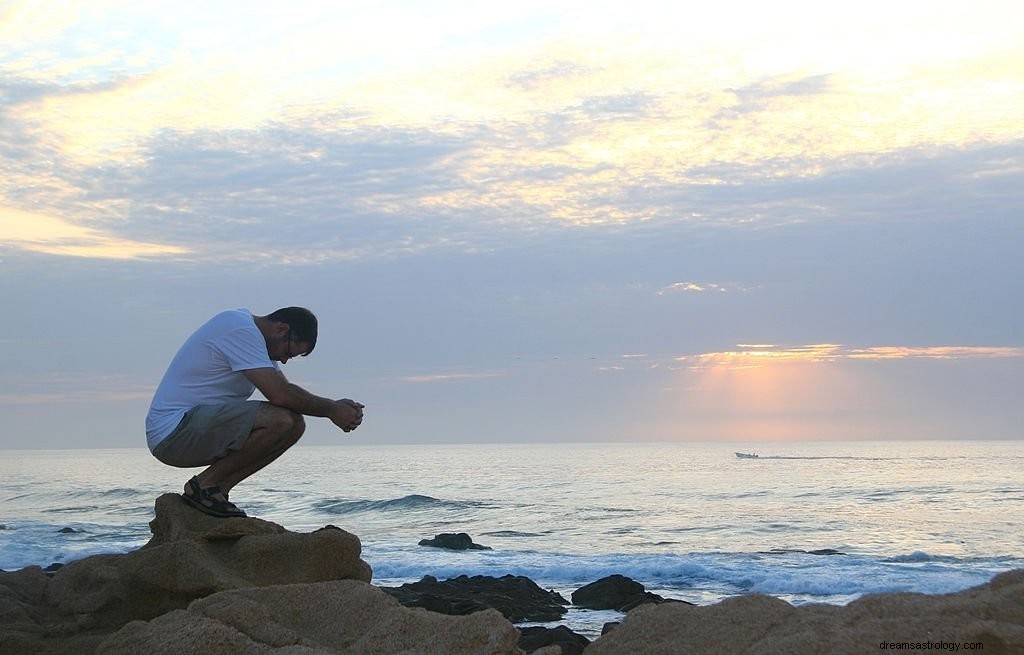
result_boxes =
[0,494,523,655]
[571,574,683,612]
[418,532,492,550]
[585,569,1024,655]
[381,574,568,622]
[96,580,522,655]
[3,494,1024,654]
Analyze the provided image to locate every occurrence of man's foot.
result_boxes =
[181,476,247,518]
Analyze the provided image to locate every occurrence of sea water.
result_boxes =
[2,441,1022,638]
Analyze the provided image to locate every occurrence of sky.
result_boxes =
[1,1,1022,449]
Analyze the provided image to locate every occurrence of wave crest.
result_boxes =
[314,494,489,515]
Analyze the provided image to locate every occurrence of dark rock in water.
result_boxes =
[765,548,846,556]
[418,532,492,550]
[573,574,644,610]
[808,548,844,556]
[518,625,590,655]
[57,527,82,534]
[381,574,568,622]
[572,574,688,612]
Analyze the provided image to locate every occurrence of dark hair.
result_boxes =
[267,306,318,356]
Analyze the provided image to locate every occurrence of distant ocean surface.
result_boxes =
[2,441,1022,637]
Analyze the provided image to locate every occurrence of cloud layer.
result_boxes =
[2,1,1022,446]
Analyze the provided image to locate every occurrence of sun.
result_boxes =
[663,344,870,441]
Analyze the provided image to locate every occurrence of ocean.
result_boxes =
[2,440,1022,638]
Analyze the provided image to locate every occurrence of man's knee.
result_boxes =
[261,405,306,442]
[288,411,306,438]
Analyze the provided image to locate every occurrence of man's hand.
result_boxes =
[331,398,365,432]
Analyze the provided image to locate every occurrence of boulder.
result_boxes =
[97,580,523,655]
[382,574,568,622]
[571,574,681,611]
[584,569,1024,655]
[418,532,492,550]
[518,625,590,655]
[0,493,373,654]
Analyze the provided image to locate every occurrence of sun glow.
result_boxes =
[657,344,1024,442]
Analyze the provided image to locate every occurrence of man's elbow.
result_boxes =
[262,389,293,408]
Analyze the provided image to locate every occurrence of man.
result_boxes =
[146,307,364,518]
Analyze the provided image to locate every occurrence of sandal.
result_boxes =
[181,476,247,518]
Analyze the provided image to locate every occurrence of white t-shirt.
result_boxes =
[145,309,277,450]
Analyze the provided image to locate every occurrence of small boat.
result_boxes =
[735,452,759,459]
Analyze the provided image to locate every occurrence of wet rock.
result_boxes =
[382,573,569,622]
[518,624,590,654]
[764,548,846,556]
[572,574,682,612]
[418,532,492,550]
[42,563,64,576]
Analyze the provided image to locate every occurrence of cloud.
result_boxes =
[1,206,188,259]
[657,282,731,294]
[0,370,154,405]
[3,3,1022,268]
[847,346,1024,360]
[678,344,1024,369]
[723,73,833,116]
[0,390,152,405]
[397,372,504,384]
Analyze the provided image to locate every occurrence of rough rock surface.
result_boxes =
[585,569,1024,655]
[382,574,568,622]
[0,494,516,655]
[96,580,522,655]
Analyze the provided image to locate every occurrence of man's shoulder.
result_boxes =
[206,308,256,331]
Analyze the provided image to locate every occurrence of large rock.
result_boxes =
[382,574,569,622]
[585,569,1024,655]
[0,493,373,654]
[571,574,680,611]
[418,532,492,550]
[97,580,523,655]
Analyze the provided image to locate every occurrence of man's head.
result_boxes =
[266,307,318,360]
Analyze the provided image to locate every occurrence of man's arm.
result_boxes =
[244,367,363,431]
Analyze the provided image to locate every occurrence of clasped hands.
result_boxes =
[332,398,365,432]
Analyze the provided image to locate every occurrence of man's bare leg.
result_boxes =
[190,403,305,497]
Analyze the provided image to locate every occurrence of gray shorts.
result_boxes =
[152,400,262,468]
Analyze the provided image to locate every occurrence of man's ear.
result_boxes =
[274,322,290,336]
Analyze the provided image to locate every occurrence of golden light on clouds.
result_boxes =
[7,3,1021,175]
[683,344,1024,367]
[847,346,1024,360]
[1,207,187,259]
[2,1,1022,250]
